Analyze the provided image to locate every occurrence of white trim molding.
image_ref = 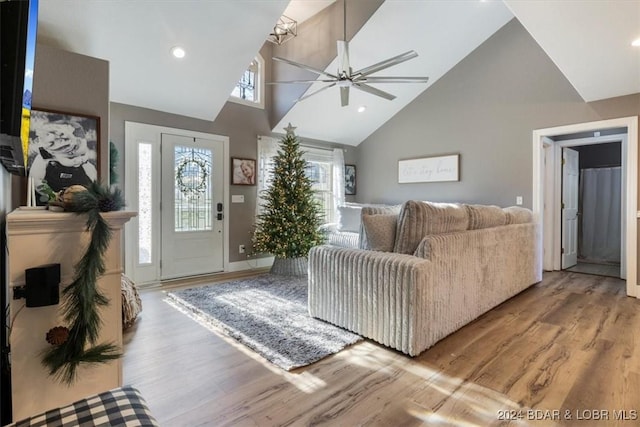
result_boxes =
[227,256,275,272]
[228,54,265,109]
[532,116,638,298]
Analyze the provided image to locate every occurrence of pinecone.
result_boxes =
[61,185,88,209]
[98,196,118,212]
[46,326,70,346]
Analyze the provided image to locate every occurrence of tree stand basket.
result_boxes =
[270,256,308,276]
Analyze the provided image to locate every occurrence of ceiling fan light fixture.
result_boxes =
[268,15,297,45]
[268,0,428,107]
[171,46,186,59]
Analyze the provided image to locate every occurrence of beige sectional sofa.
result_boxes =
[309,200,542,356]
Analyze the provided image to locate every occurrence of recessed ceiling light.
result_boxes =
[357,105,366,113]
[171,46,186,59]
[632,38,640,47]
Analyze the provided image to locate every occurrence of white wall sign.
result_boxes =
[398,154,459,183]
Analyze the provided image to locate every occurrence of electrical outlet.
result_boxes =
[239,244,245,254]
[516,196,523,205]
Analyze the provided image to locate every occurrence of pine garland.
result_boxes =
[42,181,125,384]
[109,141,119,185]
[253,125,325,258]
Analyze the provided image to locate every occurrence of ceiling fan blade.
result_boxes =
[358,76,429,84]
[268,79,337,84]
[337,40,350,77]
[297,83,337,102]
[353,83,396,101]
[354,50,418,77]
[340,86,349,107]
[273,57,338,80]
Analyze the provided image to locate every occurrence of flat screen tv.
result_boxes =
[0,0,39,176]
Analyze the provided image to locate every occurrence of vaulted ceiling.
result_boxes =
[37,0,640,146]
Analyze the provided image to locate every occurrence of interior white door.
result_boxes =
[161,133,224,279]
[562,147,579,269]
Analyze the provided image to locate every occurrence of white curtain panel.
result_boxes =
[580,166,621,262]
[332,148,345,217]
[256,136,280,217]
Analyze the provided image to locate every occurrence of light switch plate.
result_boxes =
[232,195,244,203]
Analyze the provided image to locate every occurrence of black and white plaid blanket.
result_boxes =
[8,385,158,427]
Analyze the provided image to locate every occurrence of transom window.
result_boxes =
[230,55,264,109]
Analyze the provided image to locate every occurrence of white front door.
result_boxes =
[160,133,224,280]
[562,147,579,269]
[124,122,228,285]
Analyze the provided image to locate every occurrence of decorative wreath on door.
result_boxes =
[176,157,209,195]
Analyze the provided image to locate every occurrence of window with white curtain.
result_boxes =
[257,136,344,224]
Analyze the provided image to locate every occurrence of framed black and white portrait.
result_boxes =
[345,164,356,195]
[27,108,100,204]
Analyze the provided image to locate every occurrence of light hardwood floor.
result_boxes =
[123,271,640,426]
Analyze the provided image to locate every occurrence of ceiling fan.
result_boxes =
[269,0,429,107]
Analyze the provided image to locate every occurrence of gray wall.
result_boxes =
[110,44,356,263]
[356,19,639,207]
[30,44,110,185]
[20,42,355,266]
[110,102,269,264]
[11,44,110,207]
[111,102,356,263]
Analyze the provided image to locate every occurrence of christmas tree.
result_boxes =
[253,124,325,266]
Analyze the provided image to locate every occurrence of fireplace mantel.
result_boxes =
[7,208,136,420]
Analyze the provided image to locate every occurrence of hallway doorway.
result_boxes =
[532,116,638,297]
[560,140,623,278]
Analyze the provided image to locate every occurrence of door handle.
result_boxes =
[217,203,223,212]
[217,213,223,221]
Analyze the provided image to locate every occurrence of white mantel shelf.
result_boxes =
[7,208,136,421]
[7,208,137,235]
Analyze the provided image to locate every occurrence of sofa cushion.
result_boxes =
[337,204,363,232]
[465,204,507,230]
[393,200,469,254]
[503,206,534,224]
[362,214,397,252]
[359,205,402,249]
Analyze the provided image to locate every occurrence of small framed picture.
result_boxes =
[231,157,256,185]
[345,164,356,195]
[27,108,100,204]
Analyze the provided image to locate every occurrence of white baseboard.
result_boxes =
[227,256,274,272]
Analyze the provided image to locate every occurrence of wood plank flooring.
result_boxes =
[123,271,640,426]
[565,262,620,278]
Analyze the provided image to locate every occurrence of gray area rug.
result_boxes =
[167,274,361,370]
